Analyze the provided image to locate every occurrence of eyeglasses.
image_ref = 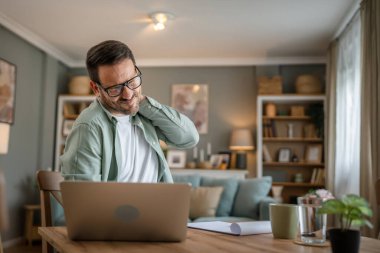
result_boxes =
[97,67,142,97]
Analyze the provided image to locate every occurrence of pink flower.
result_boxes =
[315,189,334,200]
[305,189,334,200]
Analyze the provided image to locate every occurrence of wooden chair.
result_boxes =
[36,170,64,253]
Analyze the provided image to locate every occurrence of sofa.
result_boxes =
[172,174,276,222]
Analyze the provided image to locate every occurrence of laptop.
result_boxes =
[60,181,191,242]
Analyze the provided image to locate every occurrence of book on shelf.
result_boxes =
[263,119,276,138]
[310,168,325,185]
[262,145,272,162]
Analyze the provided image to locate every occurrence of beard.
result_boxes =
[101,91,140,116]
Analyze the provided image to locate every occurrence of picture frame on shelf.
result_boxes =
[218,154,230,170]
[167,150,186,168]
[278,148,291,162]
[210,154,222,169]
[62,119,75,136]
[0,57,17,124]
[218,151,232,168]
[209,154,230,170]
[305,144,322,163]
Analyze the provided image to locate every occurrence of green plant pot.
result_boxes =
[329,228,360,253]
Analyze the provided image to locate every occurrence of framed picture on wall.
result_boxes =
[0,58,17,124]
[171,84,208,134]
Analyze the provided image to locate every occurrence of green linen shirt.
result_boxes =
[60,96,199,182]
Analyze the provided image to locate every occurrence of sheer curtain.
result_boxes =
[334,12,361,197]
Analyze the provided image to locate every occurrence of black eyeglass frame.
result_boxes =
[96,66,142,97]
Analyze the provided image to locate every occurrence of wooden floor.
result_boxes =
[4,242,41,253]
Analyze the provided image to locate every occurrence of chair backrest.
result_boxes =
[36,170,64,227]
[37,170,64,253]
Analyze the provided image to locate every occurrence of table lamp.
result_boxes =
[229,129,254,169]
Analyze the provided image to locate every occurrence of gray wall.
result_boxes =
[0,25,68,241]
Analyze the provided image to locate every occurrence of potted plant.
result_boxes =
[318,194,373,253]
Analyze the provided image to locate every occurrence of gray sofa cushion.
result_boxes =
[200,177,239,217]
[231,176,272,219]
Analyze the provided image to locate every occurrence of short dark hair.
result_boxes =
[86,40,136,83]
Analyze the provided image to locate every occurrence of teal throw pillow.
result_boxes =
[231,176,272,219]
[200,177,239,217]
[172,174,201,188]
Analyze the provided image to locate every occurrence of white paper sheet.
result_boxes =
[187,221,272,236]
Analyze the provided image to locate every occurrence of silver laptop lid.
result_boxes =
[60,181,190,242]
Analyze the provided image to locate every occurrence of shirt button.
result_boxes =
[148,105,152,109]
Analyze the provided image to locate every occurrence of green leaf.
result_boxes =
[357,206,373,217]
[364,219,374,229]
[318,199,345,214]
[342,194,369,208]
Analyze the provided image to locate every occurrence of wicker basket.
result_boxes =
[258,76,283,94]
[295,75,322,94]
[68,76,91,95]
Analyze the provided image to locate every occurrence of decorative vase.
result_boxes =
[329,228,360,253]
[68,76,91,95]
[265,103,276,117]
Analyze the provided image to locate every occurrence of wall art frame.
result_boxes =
[171,84,208,134]
[0,57,17,124]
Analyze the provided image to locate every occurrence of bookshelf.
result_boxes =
[257,95,326,203]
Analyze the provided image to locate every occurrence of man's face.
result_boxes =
[90,59,142,116]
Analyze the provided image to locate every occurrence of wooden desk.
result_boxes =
[38,227,380,253]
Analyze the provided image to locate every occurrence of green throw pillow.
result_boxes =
[231,176,272,219]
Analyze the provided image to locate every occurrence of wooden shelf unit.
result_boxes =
[257,94,326,203]
[54,95,96,171]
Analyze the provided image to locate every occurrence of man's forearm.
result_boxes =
[138,96,199,148]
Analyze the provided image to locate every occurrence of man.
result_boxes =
[61,40,199,182]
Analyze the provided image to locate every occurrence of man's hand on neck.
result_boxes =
[139,94,147,103]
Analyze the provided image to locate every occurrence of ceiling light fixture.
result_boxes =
[149,12,175,31]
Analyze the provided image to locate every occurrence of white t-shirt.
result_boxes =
[114,115,158,182]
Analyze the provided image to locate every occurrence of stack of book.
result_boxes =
[263,119,276,137]
[310,168,325,185]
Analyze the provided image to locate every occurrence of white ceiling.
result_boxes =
[0,0,358,67]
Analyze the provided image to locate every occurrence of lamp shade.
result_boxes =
[0,123,10,154]
[229,129,254,151]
